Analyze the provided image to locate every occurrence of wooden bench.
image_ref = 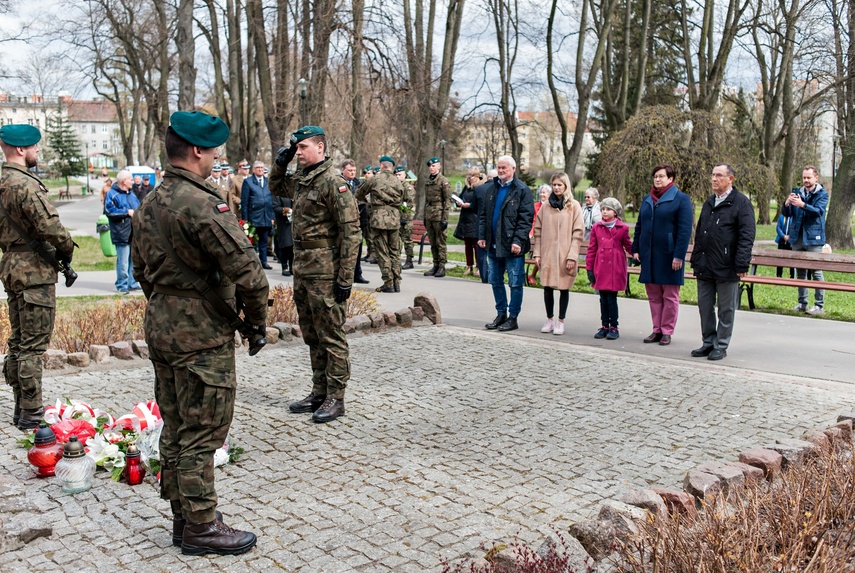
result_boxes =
[58,187,72,200]
[412,219,430,264]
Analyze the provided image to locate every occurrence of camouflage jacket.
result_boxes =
[401,183,415,223]
[269,158,361,286]
[356,170,404,230]
[0,162,74,291]
[424,173,451,222]
[132,166,269,352]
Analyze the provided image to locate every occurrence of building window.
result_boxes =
[102,125,108,133]
[91,125,97,134]
[102,141,108,150]
[28,119,34,126]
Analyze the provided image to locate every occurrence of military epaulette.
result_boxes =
[215,203,230,213]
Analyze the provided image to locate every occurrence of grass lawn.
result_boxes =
[0,236,115,273]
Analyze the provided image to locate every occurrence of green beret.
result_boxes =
[0,124,41,147]
[372,167,381,173]
[427,157,441,166]
[170,111,229,148]
[379,155,396,166]
[394,166,405,173]
[363,165,372,173]
[290,125,325,144]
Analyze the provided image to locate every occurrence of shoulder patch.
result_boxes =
[215,202,231,213]
[338,185,348,193]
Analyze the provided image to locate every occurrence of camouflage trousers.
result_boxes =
[426,219,447,265]
[400,221,414,260]
[3,284,55,410]
[293,276,350,398]
[150,341,235,524]
[370,227,402,286]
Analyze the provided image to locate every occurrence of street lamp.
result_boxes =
[439,139,446,175]
[295,78,309,126]
[85,140,89,196]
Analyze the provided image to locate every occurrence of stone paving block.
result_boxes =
[351,315,372,332]
[651,488,697,518]
[619,488,667,518]
[265,327,279,343]
[738,447,783,479]
[829,418,853,441]
[290,324,302,338]
[722,461,765,484]
[131,340,149,359]
[67,352,91,367]
[395,307,413,327]
[410,306,425,322]
[801,428,831,449]
[568,519,615,561]
[598,500,646,540]
[382,310,397,326]
[367,312,386,329]
[272,322,293,342]
[413,292,442,324]
[768,438,819,468]
[109,341,134,360]
[42,349,68,370]
[695,461,745,493]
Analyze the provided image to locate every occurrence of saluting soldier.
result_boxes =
[131,111,269,556]
[423,157,451,277]
[0,124,75,430]
[270,126,361,423]
[395,166,416,270]
[357,155,405,293]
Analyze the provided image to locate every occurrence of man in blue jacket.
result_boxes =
[105,170,141,293]
[241,161,275,269]
[782,166,829,315]
[477,156,535,332]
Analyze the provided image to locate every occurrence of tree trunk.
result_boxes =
[176,0,195,110]
[827,135,855,249]
[226,0,246,162]
[349,0,365,160]
[246,0,281,152]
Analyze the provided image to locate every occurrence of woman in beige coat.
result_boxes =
[532,172,584,335]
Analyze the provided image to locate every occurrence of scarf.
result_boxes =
[548,191,564,210]
[650,183,672,204]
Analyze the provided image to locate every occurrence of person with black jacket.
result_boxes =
[689,163,756,361]
[477,156,535,332]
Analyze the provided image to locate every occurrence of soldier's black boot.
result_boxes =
[17,406,44,431]
[402,258,414,270]
[173,510,223,546]
[434,265,446,278]
[312,397,345,423]
[181,519,257,556]
[288,393,326,413]
[377,283,395,293]
[11,389,21,426]
[394,281,401,293]
[424,265,438,277]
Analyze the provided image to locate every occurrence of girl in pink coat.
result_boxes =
[586,197,632,340]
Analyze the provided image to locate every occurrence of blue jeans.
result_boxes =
[115,243,139,292]
[487,253,525,318]
[792,243,824,308]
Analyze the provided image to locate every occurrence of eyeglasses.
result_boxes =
[653,175,669,179]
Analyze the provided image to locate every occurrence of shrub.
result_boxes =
[266,284,380,324]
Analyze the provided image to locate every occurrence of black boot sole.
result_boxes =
[181,537,257,556]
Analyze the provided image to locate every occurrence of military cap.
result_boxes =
[379,155,396,166]
[372,167,381,173]
[427,157,441,166]
[220,163,230,170]
[289,125,325,144]
[211,164,222,171]
[170,111,229,148]
[0,124,41,147]
[394,166,405,173]
[363,165,372,173]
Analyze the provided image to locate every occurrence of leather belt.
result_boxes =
[294,238,335,250]
[3,245,31,252]
[153,284,236,299]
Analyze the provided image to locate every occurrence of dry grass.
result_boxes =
[616,442,855,573]
[266,284,380,324]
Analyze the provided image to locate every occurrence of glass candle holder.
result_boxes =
[54,435,95,494]
[122,444,146,485]
[27,423,64,478]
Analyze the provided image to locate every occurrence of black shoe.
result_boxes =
[691,346,714,358]
[362,255,371,262]
[262,264,273,270]
[173,511,223,547]
[281,269,292,276]
[376,284,395,293]
[12,393,21,426]
[289,393,326,413]
[354,276,370,284]
[434,266,446,278]
[394,281,400,293]
[402,260,414,270]
[594,327,608,339]
[497,317,518,332]
[424,266,438,277]
[485,314,508,330]
[708,348,727,361]
[643,332,663,343]
[17,406,44,430]
[181,519,257,556]
[312,398,345,423]
[366,257,377,264]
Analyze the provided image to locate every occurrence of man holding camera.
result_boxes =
[131,111,269,556]
[0,124,75,430]
[270,126,361,424]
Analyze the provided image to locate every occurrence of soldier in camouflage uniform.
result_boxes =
[0,124,75,430]
[423,157,451,277]
[357,156,404,292]
[131,111,268,556]
[270,126,361,423]
[396,166,415,269]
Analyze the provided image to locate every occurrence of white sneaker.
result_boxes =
[541,318,554,333]
[553,321,565,335]
[806,306,824,316]
[792,303,807,312]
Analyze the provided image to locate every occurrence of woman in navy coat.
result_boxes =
[631,163,693,346]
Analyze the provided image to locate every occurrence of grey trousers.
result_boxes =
[697,279,740,350]
[792,243,825,308]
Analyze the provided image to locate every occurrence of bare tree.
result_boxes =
[176,0,195,110]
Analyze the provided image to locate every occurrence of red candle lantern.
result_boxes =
[122,444,146,485]
[27,423,64,477]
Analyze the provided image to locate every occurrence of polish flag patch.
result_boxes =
[215,203,230,213]
[338,185,348,193]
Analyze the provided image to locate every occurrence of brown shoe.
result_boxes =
[181,519,257,556]
[173,510,223,547]
[643,332,662,344]
[312,397,345,423]
[658,334,672,346]
[17,406,44,431]
[288,393,326,414]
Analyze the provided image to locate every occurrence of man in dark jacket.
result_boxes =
[340,159,369,283]
[689,163,756,361]
[477,156,535,332]
[105,170,141,293]
[241,161,274,269]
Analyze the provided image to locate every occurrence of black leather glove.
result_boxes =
[333,282,352,304]
[275,145,297,168]
[58,252,73,268]
[587,270,595,286]
[440,220,448,230]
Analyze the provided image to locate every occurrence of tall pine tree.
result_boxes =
[44,103,84,196]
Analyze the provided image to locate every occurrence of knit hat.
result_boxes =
[600,197,622,217]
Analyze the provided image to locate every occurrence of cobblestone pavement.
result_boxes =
[1,325,853,572]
